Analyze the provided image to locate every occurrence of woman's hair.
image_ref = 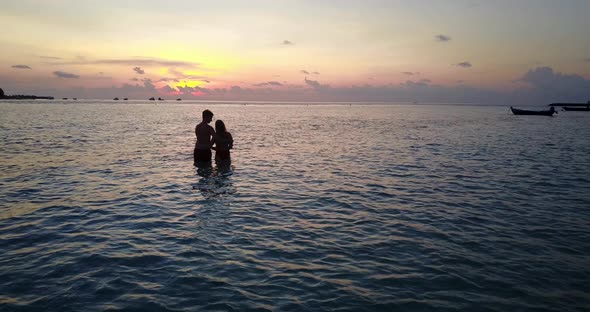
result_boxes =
[215,120,228,135]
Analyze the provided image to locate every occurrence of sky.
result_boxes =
[1,0,589,103]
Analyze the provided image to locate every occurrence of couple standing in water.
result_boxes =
[194,109,233,166]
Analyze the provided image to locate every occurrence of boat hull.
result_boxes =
[510,107,556,116]
[563,106,590,111]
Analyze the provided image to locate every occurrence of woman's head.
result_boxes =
[215,120,227,134]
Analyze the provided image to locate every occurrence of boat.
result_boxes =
[113,97,119,100]
[62,97,68,100]
[123,98,128,101]
[549,101,590,107]
[510,106,556,116]
[158,97,164,101]
[149,97,155,101]
[176,98,182,101]
[73,98,77,100]
[563,106,590,111]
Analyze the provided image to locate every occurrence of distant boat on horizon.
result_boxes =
[62,98,68,100]
[176,98,182,101]
[149,97,155,101]
[158,97,164,101]
[511,106,556,116]
[549,100,590,107]
[549,101,589,112]
[123,98,128,101]
[113,97,119,101]
[563,106,590,111]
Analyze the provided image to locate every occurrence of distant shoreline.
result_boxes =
[0,95,54,100]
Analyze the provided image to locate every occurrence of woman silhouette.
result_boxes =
[212,120,233,165]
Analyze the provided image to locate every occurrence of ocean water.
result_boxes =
[0,101,589,311]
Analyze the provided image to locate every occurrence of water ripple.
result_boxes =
[1,103,589,311]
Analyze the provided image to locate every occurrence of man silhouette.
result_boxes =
[194,109,215,165]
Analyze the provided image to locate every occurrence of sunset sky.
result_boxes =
[1,0,589,103]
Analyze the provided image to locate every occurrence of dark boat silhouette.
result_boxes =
[123,98,128,101]
[62,97,68,100]
[563,106,590,111]
[73,98,77,100]
[149,97,155,101]
[176,98,182,101]
[113,97,119,100]
[549,101,590,107]
[511,106,556,116]
[158,97,164,101]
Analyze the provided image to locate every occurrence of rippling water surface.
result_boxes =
[1,101,589,311]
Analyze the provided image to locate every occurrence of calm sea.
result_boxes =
[1,101,589,311]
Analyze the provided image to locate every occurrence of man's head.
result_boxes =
[202,109,213,123]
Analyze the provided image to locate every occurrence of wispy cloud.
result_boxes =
[53,71,80,79]
[312,71,320,75]
[253,81,283,87]
[130,77,139,81]
[133,67,145,75]
[402,71,419,76]
[435,34,452,42]
[39,56,62,60]
[282,40,294,45]
[300,70,310,74]
[455,61,472,68]
[47,58,199,68]
[11,65,32,69]
[157,78,180,83]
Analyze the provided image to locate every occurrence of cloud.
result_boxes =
[133,67,145,75]
[39,56,62,60]
[253,81,283,87]
[402,80,429,87]
[47,58,199,68]
[143,79,156,91]
[313,71,320,75]
[11,65,32,69]
[435,34,452,42]
[14,66,589,105]
[402,71,419,76]
[159,85,177,93]
[53,71,80,79]
[130,77,139,81]
[304,78,330,90]
[300,70,310,74]
[456,62,472,68]
[520,66,590,101]
[165,68,208,81]
[157,78,179,83]
[282,40,294,45]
